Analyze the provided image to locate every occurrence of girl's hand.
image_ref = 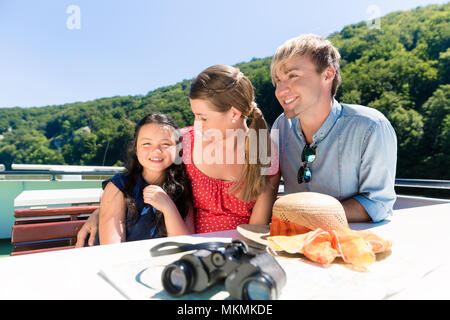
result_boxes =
[142,185,176,214]
[143,185,192,237]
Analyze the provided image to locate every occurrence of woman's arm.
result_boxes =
[99,182,127,244]
[184,205,196,234]
[75,208,99,247]
[249,173,280,225]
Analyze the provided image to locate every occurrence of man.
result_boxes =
[270,34,397,222]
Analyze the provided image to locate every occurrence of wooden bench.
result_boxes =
[9,187,282,256]
[11,205,99,256]
[11,188,102,256]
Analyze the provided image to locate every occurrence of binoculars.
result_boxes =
[153,240,286,300]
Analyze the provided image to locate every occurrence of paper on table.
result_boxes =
[98,253,230,300]
[98,237,234,300]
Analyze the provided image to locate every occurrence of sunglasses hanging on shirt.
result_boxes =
[297,145,316,184]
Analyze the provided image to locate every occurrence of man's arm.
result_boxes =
[352,117,398,222]
[341,198,371,222]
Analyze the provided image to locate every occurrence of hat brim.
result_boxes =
[237,224,270,246]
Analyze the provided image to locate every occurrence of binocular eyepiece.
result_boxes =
[158,240,286,300]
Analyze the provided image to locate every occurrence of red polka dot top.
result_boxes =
[181,126,256,234]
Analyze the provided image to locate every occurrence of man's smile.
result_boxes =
[283,96,298,105]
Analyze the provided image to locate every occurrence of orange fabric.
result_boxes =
[357,230,392,254]
[270,216,311,236]
[331,229,375,267]
[301,229,338,265]
[268,222,391,267]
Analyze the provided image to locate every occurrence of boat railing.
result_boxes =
[1,170,124,181]
[1,164,125,181]
[393,178,450,189]
[277,177,450,193]
[1,164,450,190]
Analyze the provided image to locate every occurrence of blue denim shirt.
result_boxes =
[271,99,397,222]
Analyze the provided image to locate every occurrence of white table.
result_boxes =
[0,203,449,300]
[14,188,103,207]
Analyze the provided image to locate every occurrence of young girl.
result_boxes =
[98,113,194,244]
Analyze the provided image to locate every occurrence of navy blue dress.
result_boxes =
[93,173,162,245]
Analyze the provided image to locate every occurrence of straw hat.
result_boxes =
[237,192,348,246]
[272,192,348,232]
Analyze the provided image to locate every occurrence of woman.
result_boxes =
[76,65,279,246]
[184,64,279,233]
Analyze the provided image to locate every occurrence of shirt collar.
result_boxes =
[293,99,342,146]
[313,98,342,144]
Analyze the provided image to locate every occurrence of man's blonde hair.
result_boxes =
[270,34,342,97]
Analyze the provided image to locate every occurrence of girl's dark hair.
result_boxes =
[123,113,192,237]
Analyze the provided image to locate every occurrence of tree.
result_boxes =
[422,85,450,153]
[388,106,424,178]
[0,2,448,180]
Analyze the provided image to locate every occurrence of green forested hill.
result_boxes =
[0,3,449,179]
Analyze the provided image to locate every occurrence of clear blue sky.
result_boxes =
[0,0,447,108]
